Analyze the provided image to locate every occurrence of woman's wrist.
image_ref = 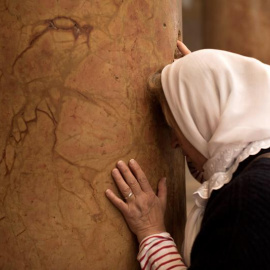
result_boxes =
[137,226,167,243]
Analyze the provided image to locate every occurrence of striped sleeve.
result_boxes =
[137,232,187,270]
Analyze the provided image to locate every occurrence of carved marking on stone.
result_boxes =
[4,144,15,172]
[17,117,27,132]
[12,16,93,72]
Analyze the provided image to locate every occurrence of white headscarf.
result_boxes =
[161,49,270,266]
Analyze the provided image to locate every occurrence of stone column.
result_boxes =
[204,0,270,63]
[0,1,184,269]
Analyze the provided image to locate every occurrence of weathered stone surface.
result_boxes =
[0,1,184,269]
[204,0,270,64]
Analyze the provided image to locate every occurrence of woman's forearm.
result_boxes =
[138,232,187,270]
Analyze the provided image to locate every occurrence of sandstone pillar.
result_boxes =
[204,0,270,63]
[0,1,184,269]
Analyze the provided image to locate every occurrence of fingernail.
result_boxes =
[164,177,167,183]
[129,159,135,165]
[117,160,124,166]
[105,189,111,195]
[112,168,118,175]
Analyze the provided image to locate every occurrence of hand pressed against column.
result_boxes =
[105,159,167,243]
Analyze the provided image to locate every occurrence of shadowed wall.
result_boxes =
[204,0,270,64]
[0,1,184,269]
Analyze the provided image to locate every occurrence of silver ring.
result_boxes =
[125,192,134,200]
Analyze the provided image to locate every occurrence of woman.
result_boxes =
[105,41,270,269]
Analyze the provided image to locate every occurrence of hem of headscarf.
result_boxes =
[193,139,270,208]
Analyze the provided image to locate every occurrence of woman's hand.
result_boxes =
[105,159,167,243]
[177,40,191,56]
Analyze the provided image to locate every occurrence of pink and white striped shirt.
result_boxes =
[137,232,187,270]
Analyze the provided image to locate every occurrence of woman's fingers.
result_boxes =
[111,168,135,199]
[177,40,191,56]
[111,159,153,201]
[116,160,142,195]
[111,159,158,200]
[128,159,154,193]
[105,189,128,213]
